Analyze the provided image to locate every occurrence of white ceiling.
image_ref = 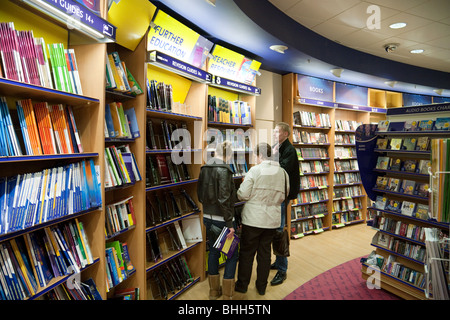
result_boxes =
[269,0,450,73]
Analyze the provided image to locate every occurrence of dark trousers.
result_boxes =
[235,224,276,292]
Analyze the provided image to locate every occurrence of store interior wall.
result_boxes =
[255,69,282,145]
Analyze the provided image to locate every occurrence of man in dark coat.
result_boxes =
[270,122,300,286]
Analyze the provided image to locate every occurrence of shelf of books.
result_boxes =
[144,43,205,299]
[103,37,147,299]
[283,73,385,239]
[359,103,450,300]
[0,0,110,300]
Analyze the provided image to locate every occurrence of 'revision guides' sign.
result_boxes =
[147,10,213,69]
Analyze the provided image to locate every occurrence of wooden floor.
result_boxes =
[178,223,377,300]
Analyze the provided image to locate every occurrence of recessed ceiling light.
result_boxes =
[389,22,407,29]
[410,49,424,54]
[270,45,288,54]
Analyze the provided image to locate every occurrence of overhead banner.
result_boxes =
[147,10,213,69]
[208,44,261,85]
[335,82,368,107]
[403,93,432,107]
[297,75,333,101]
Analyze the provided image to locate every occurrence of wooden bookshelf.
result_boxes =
[282,73,387,239]
[0,0,108,299]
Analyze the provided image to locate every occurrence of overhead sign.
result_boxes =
[403,93,432,107]
[297,75,333,101]
[147,10,213,69]
[335,82,368,107]
[208,44,261,85]
[39,0,116,40]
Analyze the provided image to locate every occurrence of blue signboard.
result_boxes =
[211,76,261,95]
[149,51,212,82]
[387,102,450,116]
[39,0,116,40]
[297,75,334,101]
[403,93,432,107]
[433,96,450,104]
[335,82,368,107]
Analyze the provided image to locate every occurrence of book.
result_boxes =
[400,201,416,216]
[414,183,429,197]
[434,117,450,130]
[418,160,431,174]
[416,137,430,151]
[386,199,401,212]
[375,156,389,170]
[124,107,140,138]
[415,204,429,219]
[401,180,416,195]
[374,196,387,210]
[375,176,389,189]
[377,120,390,131]
[418,119,434,131]
[389,158,402,171]
[389,138,402,150]
[213,226,240,258]
[376,138,388,150]
[387,178,401,192]
[402,159,417,172]
[402,137,417,151]
[403,120,419,131]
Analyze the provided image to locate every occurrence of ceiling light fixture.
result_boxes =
[205,0,216,6]
[410,49,424,54]
[269,45,288,54]
[384,81,397,88]
[389,22,407,29]
[330,68,344,78]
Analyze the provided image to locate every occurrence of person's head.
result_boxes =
[215,140,233,162]
[274,122,290,144]
[255,142,272,164]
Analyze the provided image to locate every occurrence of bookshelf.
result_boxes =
[144,48,205,300]
[282,73,387,239]
[103,38,147,299]
[359,104,450,300]
[0,0,108,299]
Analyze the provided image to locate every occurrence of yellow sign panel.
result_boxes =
[208,44,261,84]
[147,10,213,68]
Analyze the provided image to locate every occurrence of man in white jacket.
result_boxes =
[234,143,290,297]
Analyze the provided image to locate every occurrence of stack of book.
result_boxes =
[0,159,101,235]
[105,196,137,238]
[105,240,135,291]
[146,154,191,187]
[146,79,173,111]
[146,119,190,150]
[0,98,84,156]
[105,103,140,139]
[0,23,82,94]
[293,111,331,128]
[106,51,143,96]
[0,218,94,300]
[148,255,193,300]
[335,120,362,131]
[44,278,102,300]
[146,189,199,227]
[208,95,251,125]
[104,144,141,188]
